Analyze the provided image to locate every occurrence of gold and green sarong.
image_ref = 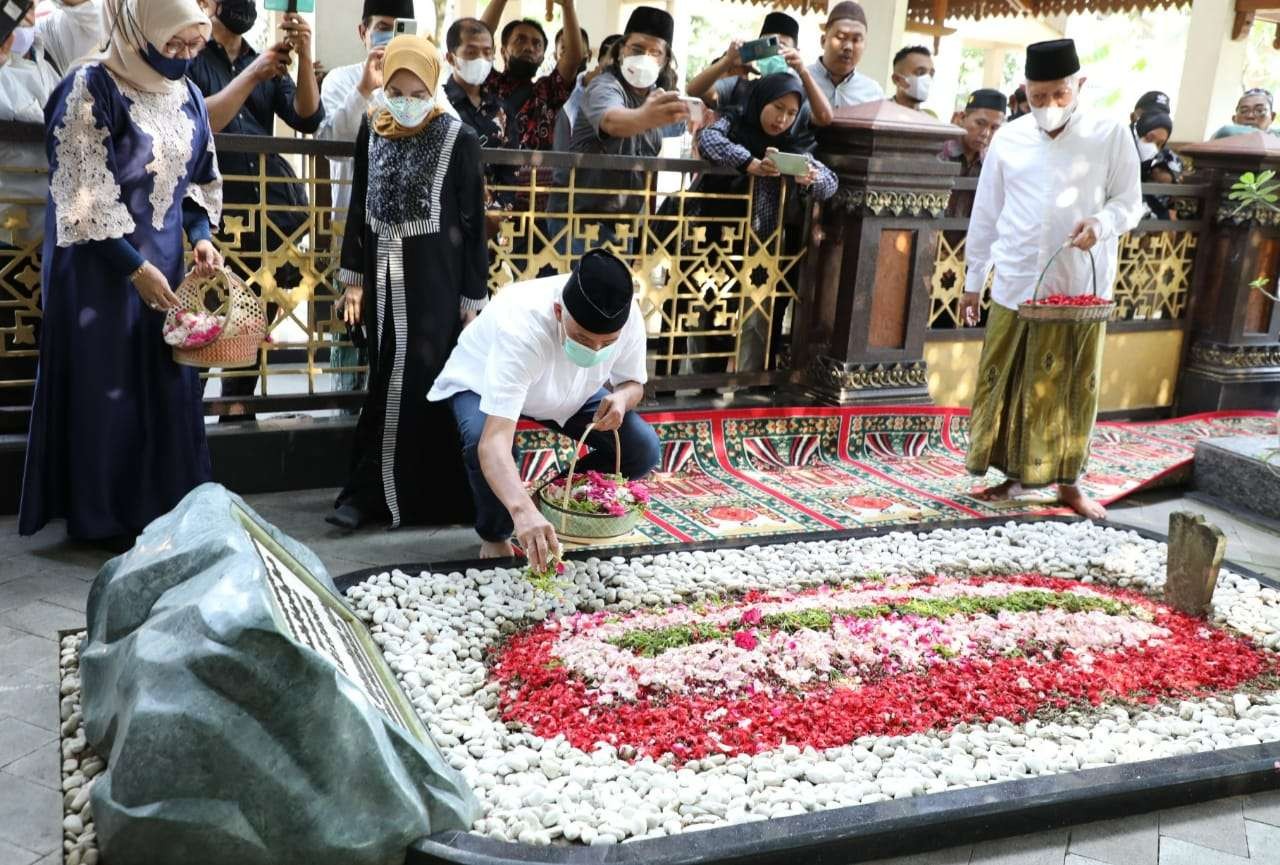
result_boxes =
[965,303,1105,486]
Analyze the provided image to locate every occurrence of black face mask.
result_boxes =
[506,56,539,79]
[217,1,257,35]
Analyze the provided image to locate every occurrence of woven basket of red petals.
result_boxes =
[1018,244,1115,324]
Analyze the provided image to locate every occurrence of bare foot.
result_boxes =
[1058,484,1107,520]
[972,479,1025,501]
[479,539,515,559]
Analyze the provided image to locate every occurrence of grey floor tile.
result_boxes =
[969,828,1069,865]
[0,672,58,732]
[1245,790,1280,828]
[0,771,61,855]
[1246,819,1280,865]
[1069,812,1159,865]
[0,601,86,640]
[0,625,28,647]
[0,572,93,615]
[0,838,42,865]
[0,742,59,791]
[1159,797,1249,858]
[1158,836,1250,865]
[0,635,55,679]
[862,846,973,865]
[0,717,55,769]
[1065,856,1111,865]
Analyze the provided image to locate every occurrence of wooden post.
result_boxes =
[796,101,963,404]
[1176,132,1280,413]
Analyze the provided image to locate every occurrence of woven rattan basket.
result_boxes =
[166,269,267,368]
[536,423,645,540]
[1017,244,1114,324]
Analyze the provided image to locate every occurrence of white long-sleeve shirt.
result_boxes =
[964,110,1143,309]
[0,0,103,245]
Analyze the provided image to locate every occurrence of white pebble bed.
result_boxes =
[345,521,1280,847]
[58,633,102,865]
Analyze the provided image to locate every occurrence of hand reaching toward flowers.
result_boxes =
[192,239,223,277]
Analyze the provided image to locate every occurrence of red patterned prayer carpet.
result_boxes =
[512,408,1277,549]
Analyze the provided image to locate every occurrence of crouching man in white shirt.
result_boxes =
[428,249,660,568]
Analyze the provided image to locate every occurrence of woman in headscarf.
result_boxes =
[19,0,223,549]
[1132,111,1174,220]
[329,34,488,531]
[686,72,837,373]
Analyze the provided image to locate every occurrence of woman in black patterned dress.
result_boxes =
[329,34,488,530]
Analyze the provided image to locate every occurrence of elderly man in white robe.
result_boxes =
[959,39,1143,520]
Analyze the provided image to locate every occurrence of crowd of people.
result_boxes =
[3,0,1272,560]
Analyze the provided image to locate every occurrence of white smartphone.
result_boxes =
[393,18,418,36]
[683,98,706,125]
[765,147,810,176]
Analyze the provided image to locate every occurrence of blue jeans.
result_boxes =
[448,389,662,542]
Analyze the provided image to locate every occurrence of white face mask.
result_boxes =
[1136,137,1159,161]
[7,25,35,61]
[1031,97,1076,133]
[385,94,433,127]
[620,54,661,89]
[902,73,932,103]
[454,56,492,87]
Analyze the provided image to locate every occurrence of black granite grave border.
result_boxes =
[329,516,1280,865]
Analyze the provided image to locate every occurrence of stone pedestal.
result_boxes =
[798,102,963,405]
[1193,433,1280,522]
[1165,511,1227,617]
[1176,132,1280,414]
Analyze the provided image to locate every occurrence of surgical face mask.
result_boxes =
[8,25,35,60]
[216,0,257,36]
[143,42,193,80]
[620,54,660,89]
[561,325,615,368]
[1031,97,1076,133]
[369,28,393,49]
[385,94,433,127]
[1136,136,1159,162]
[755,54,788,77]
[506,56,539,79]
[902,73,932,102]
[454,56,492,87]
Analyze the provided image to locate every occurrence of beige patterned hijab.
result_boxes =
[97,0,211,93]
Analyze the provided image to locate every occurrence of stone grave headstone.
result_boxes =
[1164,510,1227,617]
[79,483,480,865]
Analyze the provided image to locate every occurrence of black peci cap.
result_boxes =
[361,0,414,20]
[562,250,635,335]
[761,12,800,42]
[624,5,675,45]
[965,88,1007,112]
[1025,39,1080,82]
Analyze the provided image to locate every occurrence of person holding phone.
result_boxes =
[328,35,489,531]
[691,72,836,373]
[478,0,583,152]
[567,6,688,229]
[20,0,224,547]
[188,0,323,420]
[685,12,832,128]
[0,0,106,250]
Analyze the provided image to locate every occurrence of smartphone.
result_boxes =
[393,18,418,36]
[765,148,810,177]
[682,98,705,125]
[738,35,780,64]
[0,0,34,46]
[264,0,315,12]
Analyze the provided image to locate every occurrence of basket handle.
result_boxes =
[558,421,623,530]
[1031,242,1098,304]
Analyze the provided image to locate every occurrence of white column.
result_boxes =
[315,0,364,69]
[981,46,1007,89]
[1174,0,1248,142]
[931,32,965,120]
[666,0,689,89]
[854,0,910,92]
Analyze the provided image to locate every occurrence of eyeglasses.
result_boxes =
[163,37,207,57]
